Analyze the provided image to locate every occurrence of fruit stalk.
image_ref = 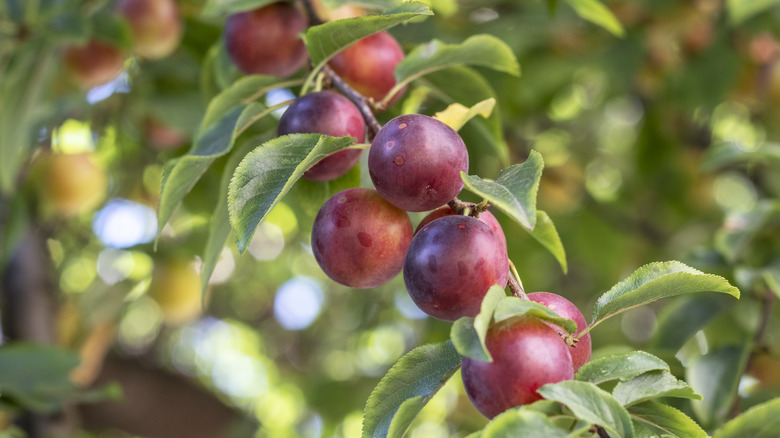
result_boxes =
[322,64,382,139]
[508,260,528,300]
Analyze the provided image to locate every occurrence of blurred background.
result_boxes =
[1,0,779,437]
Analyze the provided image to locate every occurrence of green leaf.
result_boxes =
[727,0,780,25]
[481,408,571,438]
[701,141,780,171]
[434,98,495,132]
[575,351,670,385]
[613,371,701,406]
[591,261,740,327]
[228,134,357,252]
[528,210,567,273]
[461,151,543,230]
[713,398,780,438]
[687,344,751,428]
[538,380,634,438]
[715,200,780,262]
[421,66,509,166]
[303,2,433,78]
[650,295,733,351]
[91,11,133,50]
[201,75,296,129]
[450,285,506,362]
[564,0,625,37]
[0,343,80,413]
[390,34,520,105]
[492,297,577,334]
[47,12,91,44]
[629,401,708,438]
[202,0,279,17]
[200,136,267,293]
[361,341,462,438]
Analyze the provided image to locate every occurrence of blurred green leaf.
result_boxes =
[727,0,780,24]
[202,0,279,17]
[461,151,543,230]
[687,345,751,428]
[91,11,133,50]
[47,12,91,44]
[527,210,567,273]
[712,398,780,437]
[715,200,780,262]
[480,407,570,437]
[612,371,701,406]
[575,351,670,385]
[702,142,780,171]
[591,261,740,327]
[629,401,708,438]
[564,0,625,37]
[450,285,506,362]
[0,343,79,413]
[362,341,461,438]
[390,34,520,105]
[538,380,634,438]
[303,2,433,81]
[228,134,356,252]
[650,295,733,351]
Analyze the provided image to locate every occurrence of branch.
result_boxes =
[321,64,382,140]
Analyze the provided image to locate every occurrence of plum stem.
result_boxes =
[448,197,489,217]
[508,259,527,300]
[597,427,611,438]
[322,64,382,140]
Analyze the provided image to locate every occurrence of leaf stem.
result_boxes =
[508,259,527,300]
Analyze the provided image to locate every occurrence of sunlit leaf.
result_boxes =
[629,401,708,438]
[362,341,461,438]
[591,261,740,326]
[538,380,634,438]
[528,210,567,273]
[450,285,506,362]
[434,98,495,131]
[564,0,625,37]
[727,0,780,25]
[575,351,670,385]
[481,407,570,438]
[612,371,701,406]
[713,398,780,438]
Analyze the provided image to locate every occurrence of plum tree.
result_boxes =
[311,188,413,288]
[224,2,308,77]
[404,215,508,321]
[40,152,108,216]
[461,317,574,419]
[329,31,406,105]
[416,206,507,257]
[63,40,125,89]
[527,292,591,371]
[277,91,366,181]
[116,0,183,59]
[368,114,468,212]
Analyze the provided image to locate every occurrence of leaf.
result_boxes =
[481,408,571,438]
[538,380,634,438]
[564,0,625,37]
[303,2,433,76]
[727,0,780,25]
[202,0,279,17]
[528,210,567,273]
[591,261,740,327]
[361,341,462,438]
[629,401,708,438]
[434,98,495,131]
[612,371,701,406]
[461,151,543,230]
[650,295,733,351]
[492,297,578,334]
[47,12,91,44]
[228,134,356,252]
[575,351,670,385]
[701,141,780,171]
[0,343,80,413]
[686,344,751,428]
[200,136,267,293]
[390,34,520,104]
[421,66,509,166]
[715,200,780,262]
[713,398,780,438]
[450,285,506,362]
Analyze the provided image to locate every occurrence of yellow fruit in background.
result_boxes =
[148,260,204,325]
[42,152,108,216]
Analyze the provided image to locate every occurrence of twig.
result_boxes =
[300,0,324,26]
[321,64,382,140]
[508,260,528,300]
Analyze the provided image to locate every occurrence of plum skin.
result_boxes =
[404,215,508,321]
[63,40,125,89]
[116,0,182,59]
[462,317,574,419]
[329,31,406,105]
[528,292,592,371]
[278,91,366,181]
[369,114,468,212]
[416,206,507,257]
[224,2,308,77]
[312,188,413,288]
